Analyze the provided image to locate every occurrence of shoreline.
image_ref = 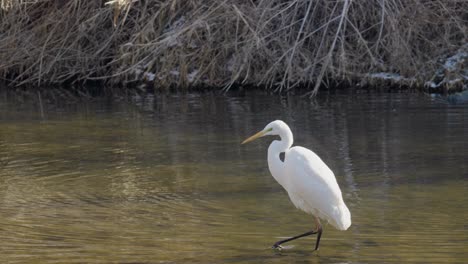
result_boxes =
[0,1,466,96]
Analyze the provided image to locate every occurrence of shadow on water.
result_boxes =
[0,90,467,263]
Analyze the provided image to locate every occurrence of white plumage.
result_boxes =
[242,120,351,250]
[284,147,351,230]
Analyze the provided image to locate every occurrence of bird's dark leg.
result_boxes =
[272,230,318,249]
[314,218,323,251]
[272,216,323,251]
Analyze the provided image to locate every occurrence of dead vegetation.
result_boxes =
[0,0,466,96]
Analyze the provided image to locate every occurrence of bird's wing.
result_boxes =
[284,146,343,217]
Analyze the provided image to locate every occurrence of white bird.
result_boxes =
[242,120,351,250]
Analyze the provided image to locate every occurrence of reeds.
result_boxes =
[0,0,466,95]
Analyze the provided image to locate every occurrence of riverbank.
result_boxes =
[0,1,466,96]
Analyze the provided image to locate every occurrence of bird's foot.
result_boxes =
[272,243,284,250]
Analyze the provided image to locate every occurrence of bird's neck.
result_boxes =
[279,128,293,151]
[268,127,294,159]
[267,131,293,188]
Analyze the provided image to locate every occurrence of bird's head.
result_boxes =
[241,120,287,144]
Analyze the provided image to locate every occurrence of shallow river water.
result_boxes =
[0,91,467,263]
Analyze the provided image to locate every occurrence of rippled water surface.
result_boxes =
[1,91,467,263]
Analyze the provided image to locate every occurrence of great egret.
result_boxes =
[242,120,351,250]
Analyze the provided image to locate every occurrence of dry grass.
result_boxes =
[0,0,466,95]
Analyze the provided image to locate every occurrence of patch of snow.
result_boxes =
[368,72,417,82]
[131,67,156,82]
[134,68,143,76]
[188,70,199,83]
[427,44,467,89]
[170,70,180,77]
[188,42,199,49]
[425,81,438,88]
[171,16,186,29]
[162,16,186,48]
[227,57,235,72]
[368,72,403,81]
[145,72,156,81]
[166,35,180,48]
[443,50,467,71]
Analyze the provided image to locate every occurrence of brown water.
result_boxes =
[0,91,467,263]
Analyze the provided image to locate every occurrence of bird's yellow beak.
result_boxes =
[241,130,267,144]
